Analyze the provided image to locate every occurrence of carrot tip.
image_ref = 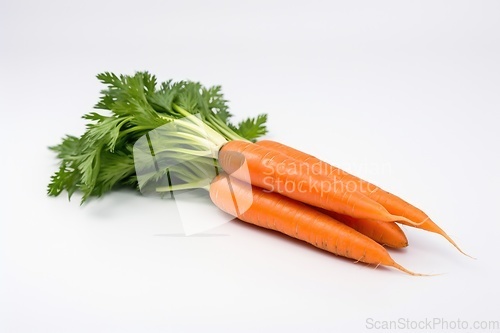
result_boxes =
[446,238,475,259]
[431,222,475,259]
[390,262,439,276]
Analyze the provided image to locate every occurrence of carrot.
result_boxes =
[209,173,422,274]
[321,210,408,248]
[218,140,418,224]
[256,139,467,255]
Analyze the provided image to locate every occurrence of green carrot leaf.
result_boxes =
[47,72,268,202]
[234,114,268,142]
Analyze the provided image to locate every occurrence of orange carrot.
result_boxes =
[218,140,417,224]
[209,173,421,274]
[321,210,408,248]
[256,139,467,255]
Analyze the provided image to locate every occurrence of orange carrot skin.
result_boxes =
[209,173,402,268]
[218,140,406,223]
[255,140,424,221]
[254,142,425,223]
[255,140,467,255]
[322,210,408,248]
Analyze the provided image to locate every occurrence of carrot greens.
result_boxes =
[48,72,267,202]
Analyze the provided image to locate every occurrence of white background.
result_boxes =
[1,0,499,332]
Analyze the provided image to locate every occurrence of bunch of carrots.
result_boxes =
[48,72,467,275]
[212,140,469,275]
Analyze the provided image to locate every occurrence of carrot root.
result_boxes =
[210,173,421,274]
[256,140,470,257]
[430,223,475,259]
[321,210,408,248]
[388,261,437,276]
